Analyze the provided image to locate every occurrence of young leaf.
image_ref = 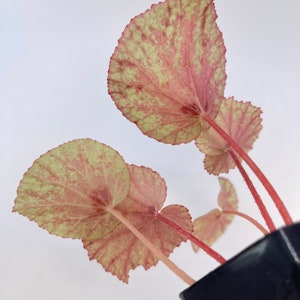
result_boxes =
[120,165,193,252]
[192,177,237,251]
[83,165,193,282]
[13,139,130,239]
[195,97,262,175]
[117,164,167,214]
[108,0,226,144]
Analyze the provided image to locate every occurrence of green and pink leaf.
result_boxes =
[192,177,238,251]
[84,165,193,282]
[196,98,262,175]
[108,0,226,144]
[13,140,192,283]
[13,139,130,239]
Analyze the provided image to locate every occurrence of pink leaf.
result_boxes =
[192,177,238,251]
[108,0,226,144]
[217,176,238,211]
[195,97,262,174]
[13,139,130,239]
[117,164,167,213]
[83,165,193,282]
[14,140,192,283]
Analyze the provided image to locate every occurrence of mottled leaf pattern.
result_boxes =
[84,165,193,282]
[195,98,262,174]
[192,177,237,251]
[13,139,130,239]
[217,176,238,211]
[108,0,226,144]
[14,141,193,283]
[12,0,264,286]
[117,164,167,213]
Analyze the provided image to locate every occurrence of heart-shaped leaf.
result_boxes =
[192,177,237,251]
[13,139,130,239]
[108,0,226,144]
[83,165,193,282]
[195,97,262,174]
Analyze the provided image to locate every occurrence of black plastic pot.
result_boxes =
[180,222,300,300]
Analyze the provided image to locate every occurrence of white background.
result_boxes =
[1,0,300,299]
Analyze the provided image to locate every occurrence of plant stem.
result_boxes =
[156,212,226,264]
[228,149,276,232]
[201,113,293,225]
[222,210,269,235]
[107,207,196,286]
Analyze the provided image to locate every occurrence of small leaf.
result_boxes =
[217,176,238,211]
[195,97,262,174]
[117,164,167,213]
[13,139,130,239]
[83,165,193,282]
[192,177,237,251]
[108,0,226,144]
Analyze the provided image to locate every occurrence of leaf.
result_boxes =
[119,165,193,251]
[192,177,237,251]
[117,164,167,214]
[217,176,238,212]
[83,165,193,282]
[13,140,192,283]
[195,97,262,175]
[108,0,226,144]
[13,139,130,239]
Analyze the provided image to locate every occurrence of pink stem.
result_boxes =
[108,207,195,285]
[228,149,276,232]
[201,113,293,226]
[156,212,226,264]
[222,210,269,235]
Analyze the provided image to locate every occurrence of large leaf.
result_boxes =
[14,140,192,282]
[83,165,193,282]
[195,97,262,174]
[192,177,237,251]
[13,139,130,239]
[108,0,226,144]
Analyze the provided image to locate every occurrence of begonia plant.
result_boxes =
[13,0,294,296]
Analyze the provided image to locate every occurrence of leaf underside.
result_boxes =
[14,141,192,283]
[108,0,226,145]
[192,177,238,251]
[83,165,193,282]
[195,97,262,175]
[13,139,130,240]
